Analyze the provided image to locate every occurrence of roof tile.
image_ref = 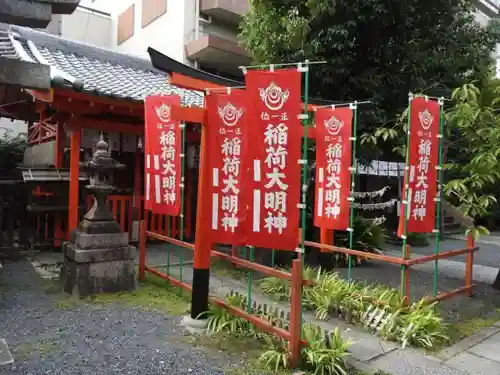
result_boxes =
[0,25,204,106]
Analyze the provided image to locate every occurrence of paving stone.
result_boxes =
[437,326,500,360]
[446,352,500,375]
[468,332,500,362]
[370,349,467,375]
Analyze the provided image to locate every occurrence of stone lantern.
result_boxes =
[61,138,137,298]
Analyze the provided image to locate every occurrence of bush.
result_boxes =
[301,324,352,375]
[0,132,27,176]
[258,267,448,349]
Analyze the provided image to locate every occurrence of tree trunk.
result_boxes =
[492,270,500,290]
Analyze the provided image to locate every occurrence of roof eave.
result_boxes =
[148,47,243,88]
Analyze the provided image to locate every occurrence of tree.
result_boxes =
[240,0,500,133]
[0,131,27,177]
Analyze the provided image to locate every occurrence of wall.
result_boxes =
[60,7,112,48]
[0,118,27,137]
[78,0,115,14]
[112,0,188,63]
[44,14,62,35]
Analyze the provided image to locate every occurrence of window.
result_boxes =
[117,4,135,44]
[142,0,167,28]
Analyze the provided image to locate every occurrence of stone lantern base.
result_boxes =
[61,227,137,298]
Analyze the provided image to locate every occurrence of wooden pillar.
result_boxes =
[131,138,142,241]
[54,122,65,168]
[466,234,475,296]
[190,122,212,320]
[67,126,81,239]
[320,228,334,246]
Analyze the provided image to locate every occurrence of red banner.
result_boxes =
[144,94,182,216]
[206,90,249,245]
[398,97,440,235]
[314,107,353,230]
[245,69,302,251]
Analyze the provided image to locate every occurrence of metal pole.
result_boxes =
[179,122,186,282]
[299,60,310,333]
[347,102,358,281]
[433,99,445,296]
[400,94,413,298]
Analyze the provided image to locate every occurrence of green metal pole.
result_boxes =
[401,94,413,297]
[271,249,276,267]
[347,102,358,281]
[179,122,186,283]
[299,61,310,335]
[433,99,445,296]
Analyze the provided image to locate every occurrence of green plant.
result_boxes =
[301,324,352,375]
[260,277,290,301]
[398,299,449,349]
[305,272,347,320]
[334,217,388,257]
[303,265,322,282]
[407,233,430,247]
[258,335,290,373]
[0,131,27,175]
[204,299,251,336]
[350,216,388,251]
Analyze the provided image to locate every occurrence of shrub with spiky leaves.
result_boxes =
[258,335,290,373]
[398,299,449,349]
[301,324,352,375]
[259,276,290,301]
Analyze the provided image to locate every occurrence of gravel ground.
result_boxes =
[0,261,237,375]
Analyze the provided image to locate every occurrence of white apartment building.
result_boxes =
[47,0,250,80]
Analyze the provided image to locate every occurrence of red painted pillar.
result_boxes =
[320,228,334,247]
[190,121,212,319]
[139,219,146,280]
[67,126,81,239]
[54,122,65,168]
[466,234,475,296]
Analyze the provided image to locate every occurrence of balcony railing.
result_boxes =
[199,0,249,25]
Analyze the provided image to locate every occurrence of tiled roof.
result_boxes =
[0,23,17,58]
[0,25,204,107]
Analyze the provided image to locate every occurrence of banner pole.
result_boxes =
[347,101,358,281]
[179,122,186,282]
[298,61,310,334]
[400,94,413,300]
[433,98,445,296]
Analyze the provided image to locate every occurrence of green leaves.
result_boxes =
[258,337,290,373]
[443,81,500,228]
[398,300,449,349]
[301,325,352,375]
[241,0,498,143]
[466,225,490,240]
